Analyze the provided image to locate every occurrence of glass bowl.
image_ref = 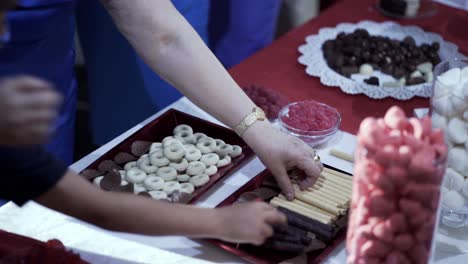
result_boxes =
[278,101,341,147]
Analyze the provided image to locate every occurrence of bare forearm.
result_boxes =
[37,171,223,238]
[101,0,259,129]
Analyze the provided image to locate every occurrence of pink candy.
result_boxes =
[347,106,448,264]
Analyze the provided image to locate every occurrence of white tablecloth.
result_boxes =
[0,97,466,263]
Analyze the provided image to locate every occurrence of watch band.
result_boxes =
[234,107,266,136]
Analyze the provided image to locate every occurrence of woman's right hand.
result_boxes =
[216,202,287,245]
[0,76,62,145]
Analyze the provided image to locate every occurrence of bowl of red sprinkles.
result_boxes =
[278,100,341,146]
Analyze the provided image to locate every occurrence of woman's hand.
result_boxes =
[216,202,286,245]
[243,121,324,200]
[0,76,62,145]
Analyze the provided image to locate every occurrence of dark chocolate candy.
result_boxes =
[100,169,121,191]
[114,152,137,165]
[113,183,135,193]
[364,77,380,86]
[131,140,152,157]
[277,207,334,241]
[97,160,121,173]
[340,66,358,77]
[407,77,426,85]
[80,169,102,180]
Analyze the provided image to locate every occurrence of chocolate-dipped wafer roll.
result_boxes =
[277,207,334,241]
[262,240,306,254]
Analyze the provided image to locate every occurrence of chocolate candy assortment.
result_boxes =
[265,168,352,255]
[81,124,243,204]
[347,106,448,264]
[431,66,468,211]
[322,28,440,87]
[242,84,289,120]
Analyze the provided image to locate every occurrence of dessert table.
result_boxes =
[1,0,467,263]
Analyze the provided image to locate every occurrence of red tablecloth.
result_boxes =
[230,0,468,134]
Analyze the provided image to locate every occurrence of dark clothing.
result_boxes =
[0,146,67,206]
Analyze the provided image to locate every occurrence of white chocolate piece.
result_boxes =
[124,161,137,171]
[448,147,468,176]
[187,161,206,175]
[462,179,468,198]
[444,168,465,191]
[138,157,158,174]
[461,66,468,78]
[169,158,189,172]
[134,184,147,194]
[93,176,104,186]
[163,181,181,195]
[432,95,457,117]
[217,155,232,167]
[205,165,218,176]
[173,124,193,135]
[431,111,447,130]
[189,174,210,187]
[399,77,406,86]
[438,68,461,87]
[192,133,207,143]
[174,130,194,144]
[200,153,220,166]
[144,176,165,191]
[149,190,168,200]
[163,144,186,161]
[447,118,467,144]
[126,168,147,184]
[417,62,433,74]
[410,70,423,78]
[425,71,434,82]
[149,149,170,167]
[136,154,149,167]
[229,145,243,158]
[443,190,465,210]
[119,170,126,177]
[176,174,191,182]
[185,147,202,162]
[180,182,195,194]
[359,64,373,75]
[382,81,403,88]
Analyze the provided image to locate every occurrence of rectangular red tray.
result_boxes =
[207,169,348,264]
[80,109,254,204]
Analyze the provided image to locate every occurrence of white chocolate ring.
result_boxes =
[169,158,189,172]
[124,161,137,171]
[134,184,147,194]
[136,154,149,167]
[149,149,170,167]
[149,190,168,200]
[93,176,104,186]
[197,137,217,154]
[164,144,186,161]
[126,168,147,184]
[189,174,210,187]
[217,155,232,167]
[173,124,193,135]
[175,130,194,144]
[216,143,233,157]
[185,147,202,162]
[177,174,191,182]
[144,176,165,191]
[150,142,163,152]
[162,137,183,148]
[119,170,126,177]
[138,157,158,174]
[214,139,225,147]
[157,166,178,181]
[205,165,218,176]
[180,182,195,194]
[187,161,206,176]
[200,153,220,166]
[229,145,243,158]
[163,181,181,195]
[192,133,207,143]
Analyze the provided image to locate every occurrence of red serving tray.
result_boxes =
[208,169,348,264]
[81,109,254,204]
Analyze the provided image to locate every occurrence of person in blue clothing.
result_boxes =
[0,0,324,243]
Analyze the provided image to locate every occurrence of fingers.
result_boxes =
[13,76,54,92]
[264,210,287,226]
[22,90,62,110]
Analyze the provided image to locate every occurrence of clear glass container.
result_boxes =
[430,58,468,253]
[375,0,437,19]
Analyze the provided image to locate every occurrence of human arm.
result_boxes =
[36,171,285,245]
[100,0,323,199]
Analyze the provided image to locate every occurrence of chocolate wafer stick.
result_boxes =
[323,168,353,181]
[277,207,334,239]
[270,197,332,224]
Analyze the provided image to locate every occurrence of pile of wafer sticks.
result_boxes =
[270,167,353,225]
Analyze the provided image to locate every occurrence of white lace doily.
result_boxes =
[298,20,461,100]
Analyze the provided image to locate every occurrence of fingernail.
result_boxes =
[286,192,294,200]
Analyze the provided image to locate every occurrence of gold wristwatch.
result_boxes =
[234,107,266,136]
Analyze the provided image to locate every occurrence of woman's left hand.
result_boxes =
[242,121,323,200]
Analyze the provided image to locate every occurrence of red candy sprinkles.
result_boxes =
[281,100,340,133]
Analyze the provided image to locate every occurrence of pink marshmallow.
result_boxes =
[360,240,391,258]
[399,199,424,218]
[385,213,408,233]
[369,194,395,217]
[385,165,407,188]
[372,220,394,243]
[384,106,407,130]
[408,245,429,264]
[393,233,414,251]
[386,251,411,264]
